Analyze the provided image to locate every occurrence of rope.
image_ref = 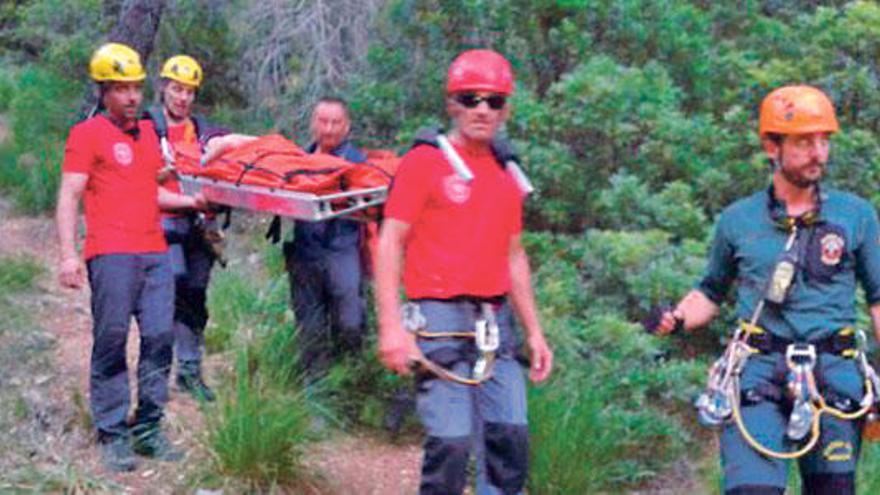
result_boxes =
[727,346,875,459]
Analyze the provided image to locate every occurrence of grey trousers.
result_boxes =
[412,299,529,495]
[163,216,214,371]
[87,253,174,438]
[284,243,365,376]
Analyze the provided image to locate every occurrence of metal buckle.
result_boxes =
[786,343,816,369]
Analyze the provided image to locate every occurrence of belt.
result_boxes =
[743,324,857,358]
[411,294,507,305]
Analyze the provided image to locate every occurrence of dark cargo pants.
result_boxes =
[412,299,529,495]
[86,253,174,439]
[284,243,365,376]
[163,216,214,374]
[722,352,865,493]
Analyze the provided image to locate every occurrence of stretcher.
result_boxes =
[177,174,388,221]
[171,135,398,221]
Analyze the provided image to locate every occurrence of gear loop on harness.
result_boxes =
[404,300,501,386]
[710,322,878,459]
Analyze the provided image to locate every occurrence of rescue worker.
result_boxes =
[654,85,880,494]
[283,97,367,378]
[152,54,226,402]
[56,43,203,472]
[375,49,553,494]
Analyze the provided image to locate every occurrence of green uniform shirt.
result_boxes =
[698,185,880,341]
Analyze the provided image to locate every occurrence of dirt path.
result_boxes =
[0,200,422,494]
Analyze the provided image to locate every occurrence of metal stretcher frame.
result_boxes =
[178,174,388,221]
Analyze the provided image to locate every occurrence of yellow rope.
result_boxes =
[413,355,495,386]
[730,374,822,460]
[729,359,874,459]
[414,331,495,386]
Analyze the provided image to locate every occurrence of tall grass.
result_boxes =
[858,442,880,493]
[0,255,44,336]
[204,349,312,488]
[205,268,290,353]
[319,349,415,432]
[525,310,704,492]
[202,246,317,489]
[0,254,43,294]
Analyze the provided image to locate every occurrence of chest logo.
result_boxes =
[113,142,133,166]
[443,174,471,204]
[820,232,845,266]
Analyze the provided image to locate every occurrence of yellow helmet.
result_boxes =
[88,43,146,82]
[160,55,203,88]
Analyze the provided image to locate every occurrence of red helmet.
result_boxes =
[447,49,514,96]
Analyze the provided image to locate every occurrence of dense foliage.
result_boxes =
[4,0,880,491]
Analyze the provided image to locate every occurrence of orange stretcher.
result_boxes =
[173,134,399,221]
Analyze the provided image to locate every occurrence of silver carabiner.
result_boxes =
[475,303,500,353]
[401,302,426,333]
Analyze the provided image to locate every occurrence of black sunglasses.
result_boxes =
[454,93,507,110]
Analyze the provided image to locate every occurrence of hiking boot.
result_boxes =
[98,434,137,472]
[131,426,184,462]
[177,363,216,402]
[177,372,216,402]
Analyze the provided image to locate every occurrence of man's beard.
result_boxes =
[780,160,824,189]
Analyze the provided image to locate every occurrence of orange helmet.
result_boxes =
[759,85,839,137]
[447,49,514,96]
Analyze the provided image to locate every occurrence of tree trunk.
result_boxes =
[108,0,167,61]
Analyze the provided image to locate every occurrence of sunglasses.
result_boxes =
[454,93,507,110]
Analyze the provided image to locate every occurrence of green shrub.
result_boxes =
[0,65,80,213]
[0,66,15,112]
[527,312,703,492]
[318,348,415,433]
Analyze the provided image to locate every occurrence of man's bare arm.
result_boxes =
[374,218,420,375]
[508,234,553,382]
[55,173,88,288]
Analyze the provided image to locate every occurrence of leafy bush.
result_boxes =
[0,66,15,112]
[0,64,82,213]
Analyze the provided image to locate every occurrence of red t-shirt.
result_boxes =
[62,115,167,259]
[384,143,523,299]
[160,120,198,217]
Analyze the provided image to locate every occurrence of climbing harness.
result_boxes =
[402,301,500,386]
[695,222,880,458]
